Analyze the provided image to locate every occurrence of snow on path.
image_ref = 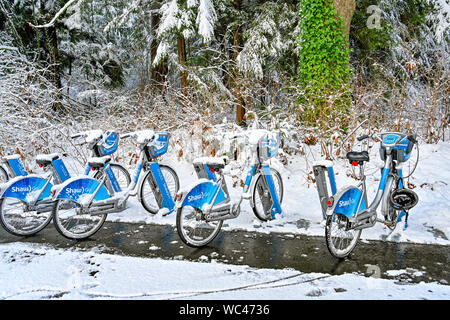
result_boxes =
[0,243,448,300]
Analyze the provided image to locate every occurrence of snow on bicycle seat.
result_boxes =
[36,153,60,166]
[88,156,112,168]
[346,151,370,164]
[136,130,155,144]
[193,156,229,170]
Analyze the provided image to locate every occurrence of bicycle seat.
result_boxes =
[88,156,111,168]
[346,151,369,165]
[36,153,60,166]
[193,156,229,171]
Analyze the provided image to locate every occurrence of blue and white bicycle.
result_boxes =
[324,132,419,258]
[51,130,179,240]
[0,130,129,236]
[175,130,283,247]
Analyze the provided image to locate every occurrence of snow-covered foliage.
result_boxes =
[236,2,298,80]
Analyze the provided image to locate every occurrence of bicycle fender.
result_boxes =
[0,174,52,203]
[327,186,366,218]
[53,176,110,204]
[177,179,227,210]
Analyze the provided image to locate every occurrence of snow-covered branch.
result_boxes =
[29,0,79,29]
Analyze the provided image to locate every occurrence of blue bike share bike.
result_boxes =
[324,132,419,258]
[0,130,129,236]
[51,130,179,240]
[175,129,283,247]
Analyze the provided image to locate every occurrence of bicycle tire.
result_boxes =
[0,197,53,236]
[251,168,283,221]
[325,213,361,259]
[52,198,107,240]
[176,205,223,248]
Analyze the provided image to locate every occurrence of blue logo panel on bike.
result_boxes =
[334,188,366,218]
[2,176,52,203]
[181,181,227,210]
[57,178,110,203]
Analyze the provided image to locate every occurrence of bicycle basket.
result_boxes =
[390,188,418,211]
[97,131,119,156]
[145,132,170,159]
[379,134,415,163]
[258,133,279,162]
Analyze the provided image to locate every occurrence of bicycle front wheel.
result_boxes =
[252,168,284,221]
[0,197,53,236]
[52,199,107,240]
[139,165,180,214]
[325,213,361,259]
[176,205,223,247]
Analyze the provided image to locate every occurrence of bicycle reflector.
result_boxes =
[389,189,418,211]
[327,197,334,207]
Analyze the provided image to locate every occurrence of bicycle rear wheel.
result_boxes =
[176,205,223,247]
[52,199,107,240]
[252,168,283,221]
[325,213,361,259]
[0,197,52,236]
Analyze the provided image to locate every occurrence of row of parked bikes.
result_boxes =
[0,129,419,258]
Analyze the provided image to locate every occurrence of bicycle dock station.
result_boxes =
[313,160,337,219]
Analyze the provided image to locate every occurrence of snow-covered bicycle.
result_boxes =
[175,129,283,247]
[0,130,129,236]
[51,130,179,240]
[324,132,419,258]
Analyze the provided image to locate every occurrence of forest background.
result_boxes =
[0,0,448,169]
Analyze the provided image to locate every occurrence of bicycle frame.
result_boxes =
[326,134,410,230]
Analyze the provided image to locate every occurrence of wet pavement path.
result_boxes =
[0,221,448,285]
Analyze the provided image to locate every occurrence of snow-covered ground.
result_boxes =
[0,242,448,300]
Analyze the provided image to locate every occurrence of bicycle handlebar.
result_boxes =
[357,135,370,141]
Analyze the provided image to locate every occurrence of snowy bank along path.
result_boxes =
[91,139,450,246]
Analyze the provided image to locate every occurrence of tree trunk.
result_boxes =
[333,0,356,36]
[150,10,167,91]
[46,25,62,90]
[177,36,188,96]
[232,0,245,125]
